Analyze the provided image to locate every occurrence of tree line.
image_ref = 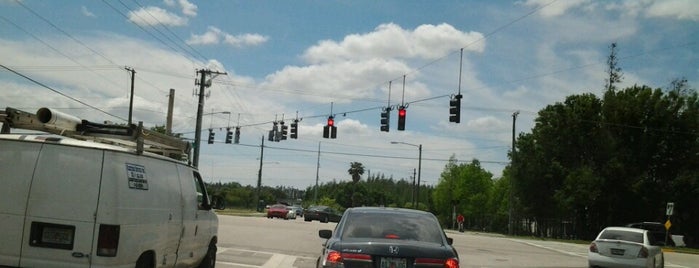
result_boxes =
[508,81,698,244]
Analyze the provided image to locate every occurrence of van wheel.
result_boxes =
[198,243,217,268]
[135,252,154,268]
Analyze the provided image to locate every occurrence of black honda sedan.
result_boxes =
[317,207,459,268]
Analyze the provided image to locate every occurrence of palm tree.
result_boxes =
[348,162,365,183]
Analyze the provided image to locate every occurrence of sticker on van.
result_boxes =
[126,163,148,190]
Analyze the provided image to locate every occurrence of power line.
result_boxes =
[215,142,510,165]
[0,64,127,121]
[130,0,210,62]
[14,0,119,67]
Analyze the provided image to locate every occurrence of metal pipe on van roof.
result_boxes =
[36,107,81,131]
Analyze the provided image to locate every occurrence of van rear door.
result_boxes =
[0,139,41,266]
[20,143,103,267]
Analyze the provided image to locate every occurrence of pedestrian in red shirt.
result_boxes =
[457,214,465,232]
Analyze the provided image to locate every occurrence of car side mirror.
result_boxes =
[446,237,453,245]
[319,229,332,239]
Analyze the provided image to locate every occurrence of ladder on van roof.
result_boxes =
[0,107,191,161]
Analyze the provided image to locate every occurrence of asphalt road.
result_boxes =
[215,214,698,268]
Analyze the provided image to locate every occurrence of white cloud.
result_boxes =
[519,0,592,18]
[223,33,268,47]
[503,85,529,99]
[466,116,507,132]
[303,23,485,64]
[81,6,95,18]
[128,6,188,27]
[187,26,269,47]
[178,0,197,17]
[162,0,196,17]
[187,26,222,45]
[261,58,415,104]
[644,0,699,21]
[526,0,699,21]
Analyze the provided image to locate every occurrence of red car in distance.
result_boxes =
[267,204,290,219]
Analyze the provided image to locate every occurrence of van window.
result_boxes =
[192,172,210,210]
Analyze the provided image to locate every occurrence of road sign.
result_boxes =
[666,202,674,216]
[665,219,672,230]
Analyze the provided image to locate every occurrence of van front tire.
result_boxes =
[198,243,217,268]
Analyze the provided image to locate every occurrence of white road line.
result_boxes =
[513,239,586,258]
[217,247,309,268]
[216,260,261,268]
[261,254,297,268]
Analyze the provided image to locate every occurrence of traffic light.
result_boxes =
[380,107,390,132]
[281,122,288,140]
[449,94,462,123]
[234,127,240,144]
[397,106,406,131]
[207,129,215,144]
[268,122,278,141]
[290,120,298,139]
[323,116,337,139]
[225,128,233,144]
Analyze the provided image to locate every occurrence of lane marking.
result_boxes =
[216,247,313,268]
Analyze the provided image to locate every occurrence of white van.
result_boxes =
[0,107,218,268]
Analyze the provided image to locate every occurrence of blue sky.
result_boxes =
[1,0,697,189]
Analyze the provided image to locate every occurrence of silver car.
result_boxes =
[588,226,664,268]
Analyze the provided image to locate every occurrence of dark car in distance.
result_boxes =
[626,222,675,247]
[304,205,342,223]
[317,207,459,268]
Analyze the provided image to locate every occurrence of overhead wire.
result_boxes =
[1,64,127,121]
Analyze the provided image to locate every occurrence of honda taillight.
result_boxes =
[325,250,343,265]
[342,252,371,261]
[589,242,598,253]
[445,258,459,268]
[324,250,372,267]
[637,246,649,258]
[415,257,459,268]
[97,224,120,257]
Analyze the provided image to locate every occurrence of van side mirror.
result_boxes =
[319,229,332,239]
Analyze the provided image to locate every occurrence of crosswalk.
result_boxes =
[215,247,318,268]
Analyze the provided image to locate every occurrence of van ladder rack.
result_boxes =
[1,107,191,161]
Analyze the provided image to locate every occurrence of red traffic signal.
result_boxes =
[397,106,406,131]
[323,116,337,139]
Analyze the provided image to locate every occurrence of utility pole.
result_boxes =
[255,136,265,212]
[412,168,416,208]
[314,142,321,204]
[193,69,227,168]
[417,144,422,208]
[509,111,519,235]
[166,88,175,134]
[125,67,135,126]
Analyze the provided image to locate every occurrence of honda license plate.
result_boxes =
[380,257,406,268]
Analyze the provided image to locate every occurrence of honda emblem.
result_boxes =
[388,245,399,255]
